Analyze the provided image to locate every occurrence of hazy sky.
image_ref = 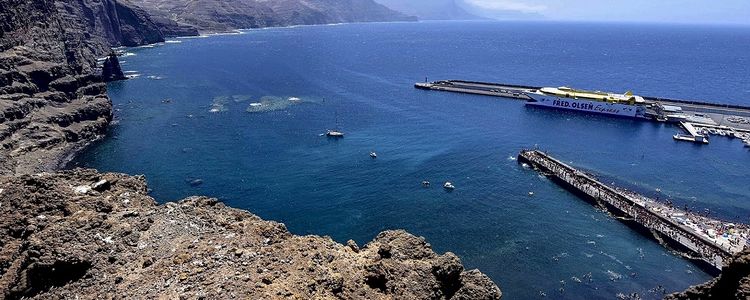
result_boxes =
[464,0,750,25]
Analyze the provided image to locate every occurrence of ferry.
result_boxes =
[524,87,648,118]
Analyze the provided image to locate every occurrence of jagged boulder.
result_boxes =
[101,52,126,82]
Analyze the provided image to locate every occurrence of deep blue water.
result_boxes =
[74,21,750,299]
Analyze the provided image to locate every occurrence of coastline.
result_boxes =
[85,21,748,298]
[0,3,502,298]
[2,1,748,297]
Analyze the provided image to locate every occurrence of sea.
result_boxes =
[72,21,750,299]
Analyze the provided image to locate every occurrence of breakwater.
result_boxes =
[518,149,748,273]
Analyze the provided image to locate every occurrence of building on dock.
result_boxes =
[518,149,748,273]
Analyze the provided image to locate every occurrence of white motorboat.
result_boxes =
[326,111,344,138]
[326,130,344,137]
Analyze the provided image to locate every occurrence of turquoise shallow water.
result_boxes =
[74,21,750,299]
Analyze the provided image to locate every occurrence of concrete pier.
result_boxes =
[416,80,750,122]
[415,80,534,100]
[673,121,709,144]
[518,149,748,273]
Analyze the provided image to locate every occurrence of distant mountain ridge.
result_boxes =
[129,0,416,33]
[374,0,480,20]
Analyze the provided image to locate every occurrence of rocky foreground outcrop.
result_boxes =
[667,250,750,299]
[0,170,502,299]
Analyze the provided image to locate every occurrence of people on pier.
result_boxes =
[521,150,748,270]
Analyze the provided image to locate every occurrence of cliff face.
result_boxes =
[54,0,164,50]
[130,0,416,32]
[0,0,186,175]
[0,169,502,299]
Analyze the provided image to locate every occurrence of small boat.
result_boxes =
[369,152,377,158]
[422,180,430,187]
[326,111,344,138]
[326,130,344,137]
[443,182,455,190]
[528,191,535,196]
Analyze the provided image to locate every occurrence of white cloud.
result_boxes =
[463,0,548,14]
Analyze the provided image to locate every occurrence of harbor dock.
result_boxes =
[673,121,709,144]
[518,149,748,273]
[417,80,750,148]
[416,79,750,119]
[415,80,533,100]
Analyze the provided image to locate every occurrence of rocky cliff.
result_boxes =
[0,0,198,175]
[2,0,113,175]
[0,169,502,299]
[130,0,416,33]
[54,0,165,49]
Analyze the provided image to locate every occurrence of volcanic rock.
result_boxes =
[0,169,503,299]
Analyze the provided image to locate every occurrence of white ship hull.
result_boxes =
[525,92,645,118]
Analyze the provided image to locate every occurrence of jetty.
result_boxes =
[518,149,748,272]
